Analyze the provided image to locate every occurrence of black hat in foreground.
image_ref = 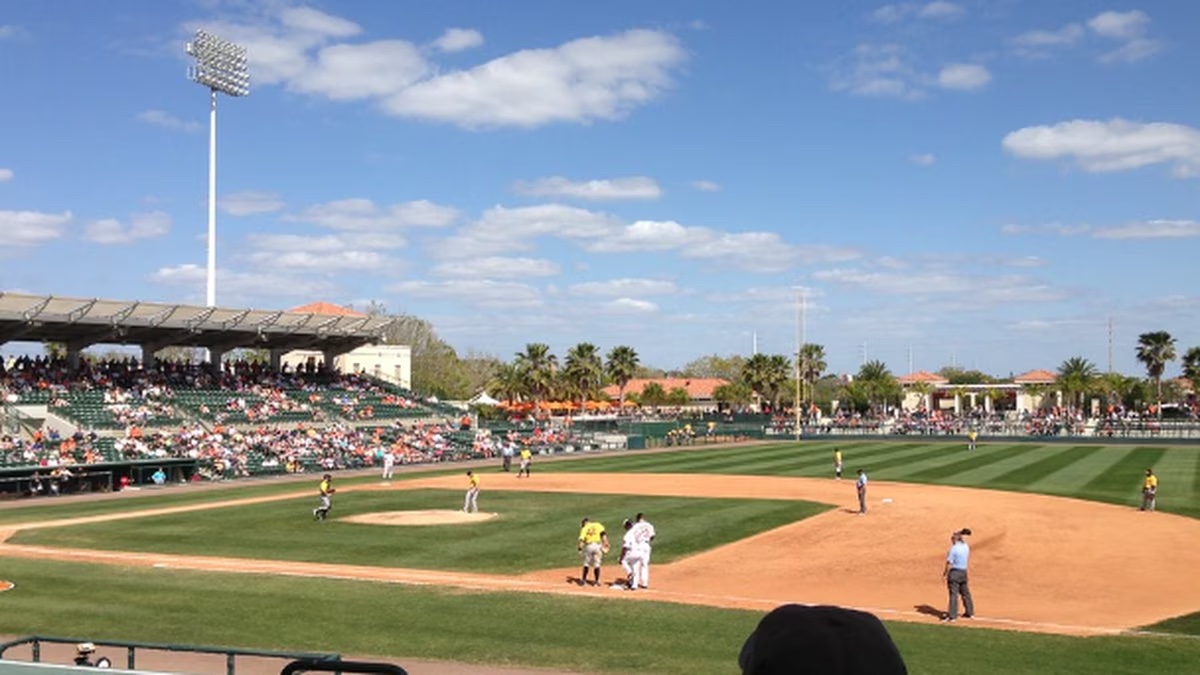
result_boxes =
[738,604,907,675]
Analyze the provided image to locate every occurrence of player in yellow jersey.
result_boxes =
[1141,468,1157,511]
[313,474,335,521]
[576,517,609,586]
[833,448,843,480]
[518,446,532,478]
[463,470,480,513]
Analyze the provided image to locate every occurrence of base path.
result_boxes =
[4,473,1199,638]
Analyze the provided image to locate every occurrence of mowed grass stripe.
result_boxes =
[1024,446,1137,494]
[1150,447,1200,514]
[904,444,1040,482]
[641,441,854,474]
[989,446,1103,490]
[1078,446,1167,506]
[854,444,967,478]
[542,445,773,473]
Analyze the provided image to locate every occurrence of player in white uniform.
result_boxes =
[618,519,646,591]
[381,449,395,480]
[630,512,656,589]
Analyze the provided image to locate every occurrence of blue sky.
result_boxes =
[1,0,1197,377]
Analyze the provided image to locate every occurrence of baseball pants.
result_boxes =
[947,569,974,619]
[464,488,479,513]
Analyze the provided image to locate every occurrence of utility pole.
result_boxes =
[1107,315,1114,373]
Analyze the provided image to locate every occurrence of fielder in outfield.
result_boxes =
[313,474,335,521]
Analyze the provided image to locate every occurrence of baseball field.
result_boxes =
[1,438,1199,674]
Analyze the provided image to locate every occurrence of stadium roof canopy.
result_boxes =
[0,292,395,354]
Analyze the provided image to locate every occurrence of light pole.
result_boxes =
[793,286,807,442]
[186,30,249,308]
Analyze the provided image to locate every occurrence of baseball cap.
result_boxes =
[737,604,907,674]
[77,643,95,653]
[957,528,972,536]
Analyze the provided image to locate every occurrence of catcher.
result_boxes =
[1141,468,1157,511]
[313,474,336,521]
[576,517,610,587]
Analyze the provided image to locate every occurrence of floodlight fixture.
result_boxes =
[185,29,250,309]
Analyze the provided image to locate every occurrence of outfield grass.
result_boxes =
[538,439,1200,519]
[0,558,1198,675]
[9,490,829,574]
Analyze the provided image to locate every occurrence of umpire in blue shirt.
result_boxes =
[941,528,974,622]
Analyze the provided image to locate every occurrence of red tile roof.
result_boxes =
[1014,369,1057,384]
[601,378,730,400]
[897,370,949,385]
[288,301,367,317]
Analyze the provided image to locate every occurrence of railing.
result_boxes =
[0,636,341,675]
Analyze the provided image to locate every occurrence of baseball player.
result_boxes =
[463,470,480,513]
[1141,468,1158,511]
[967,430,978,452]
[855,469,868,515]
[313,474,335,521]
[630,512,656,589]
[833,448,843,480]
[517,445,532,478]
[381,449,395,480]
[577,517,609,586]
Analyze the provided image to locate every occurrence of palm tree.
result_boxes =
[909,381,934,411]
[984,386,1003,413]
[1057,356,1099,413]
[1136,331,1177,417]
[564,342,604,410]
[798,343,827,406]
[857,360,899,413]
[514,343,558,407]
[640,381,667,409]
[713,382,753,408]
[490,363,525,406]
[952,385,969,414]
[742,353,790,412]
[605,345,640,408]
[1182,346,1200,390]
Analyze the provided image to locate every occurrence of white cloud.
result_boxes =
[190,7,685,129]
[1011,23,1084,50]
[814,267,1069,304]
[0,168,12,182]
[430,257,560,279]
[1002,118,1200,176]
[0,210,72,246]
[289,198,458,230]
[84,211,171,245]
[150,263,336,299]
[601,298,659,314]
[1001,223,1092,236]
[1092,219,1200,240]
[292,41,428,100]
[0,25,19,39]
[387,279,543,309]
[382,29,686,128]
[1087,10,1149,40]
[219,190,285,216]
[137,110,202,133]
[909,153,936,166]
[937,63,991,90]
[436,204,622,259]
[1098,38,1161,64]
[433,28,484,53]
[871,2,963,23]
[830,44,925,100]
[242,231,406,272]
[569,279,680,297]
[1087,10,1160,63]
[690,180,721,192]
[514,176,662,201]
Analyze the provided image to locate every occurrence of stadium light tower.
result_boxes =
[186,30,249,307]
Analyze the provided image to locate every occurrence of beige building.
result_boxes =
[279,302,411,389]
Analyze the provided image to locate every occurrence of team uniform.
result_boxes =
[833,449,843,480]
[518,447,532,478]
[313,476,334,520]
[381,451,395,480]
[623,518,656,590]
[464,472,480,513]
[577,520,607,586]
[967,431,978,452]
[1141,470,1158,511]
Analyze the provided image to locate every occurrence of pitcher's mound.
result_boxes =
[343,510,498,526]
